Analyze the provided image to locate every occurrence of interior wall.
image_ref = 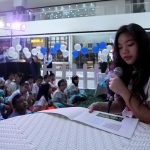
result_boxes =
[0,12,150,37]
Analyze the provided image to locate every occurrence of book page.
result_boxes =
[73,110,138,138]
[40,107,138,138]
[39,107,87,120]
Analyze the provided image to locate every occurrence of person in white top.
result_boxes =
[49,71,57,92]
[32,83,52,112]
[7,82,29,107]
[5,73,14,88]
[32,76,43,99]
[44,51,52,68]
[52,79,74,108]
[25,75,34,93]
[6,72,23,96]
[89,23,150,123]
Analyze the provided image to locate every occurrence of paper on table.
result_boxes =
[40,107,139,138]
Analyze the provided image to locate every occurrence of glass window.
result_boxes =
[72,33,114,69]
[48,36,69,63]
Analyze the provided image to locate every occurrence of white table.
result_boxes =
[0,112,150,150]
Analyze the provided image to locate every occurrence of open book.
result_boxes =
[40,107,138,138]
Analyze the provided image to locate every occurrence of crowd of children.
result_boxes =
[0,72,87,120]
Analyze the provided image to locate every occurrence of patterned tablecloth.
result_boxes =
[0,112,150,150]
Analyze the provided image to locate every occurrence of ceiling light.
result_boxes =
[0,21,4,28]
[11,22,21,30]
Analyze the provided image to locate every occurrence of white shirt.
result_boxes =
[32,83,39,96]
[33,96,48,107]
[122,76,150,117]
[44,54,52,65]
[8,89,29,102]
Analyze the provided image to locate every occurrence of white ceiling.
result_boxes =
[0,0,109,12]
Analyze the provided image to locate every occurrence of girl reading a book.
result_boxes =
[88,23,150,123]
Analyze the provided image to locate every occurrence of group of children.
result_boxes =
[0,72,87,120]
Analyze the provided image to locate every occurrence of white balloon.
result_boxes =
[36,46,41,51]
[25,51,31,59]
[106,45,112,51]
[100,53,107,62]
[60,44,67,52]
[62,50,69,58]
[7,50,18,59]
[23,47,29,54]
[31,48,37,56]
[37,53,44,60]
[16,44,22,52]
[36,47,41,54]
[102,49,109,55]
[6,50,12,58]
[9,47,15,52]
[12,51,19,59]
[74,43,81,51]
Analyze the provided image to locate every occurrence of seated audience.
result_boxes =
[65,75,87,104]
[6,72,23,96]
[5,73,14,89]
[42,74,51,84]
[0,77,5,99]
[7,82,29,101]
[32,83,52,112]
[8,94,31,118]
[49,71,57,92]
[0,101,11,120]
[32,76,43,99]
[7,82,30,111]
[52,79,74,108]
[25,75,34,93]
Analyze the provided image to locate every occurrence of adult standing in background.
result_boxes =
[28,56,41,78]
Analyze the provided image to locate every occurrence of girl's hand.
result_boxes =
[109,74,127,97]
[88,102,101,113]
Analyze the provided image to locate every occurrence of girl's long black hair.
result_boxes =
[113,23,150,102]
[36,83,51,101]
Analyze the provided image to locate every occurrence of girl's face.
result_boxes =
[73,78,79,84]
[60,81,67,91]
[118,32,138,65]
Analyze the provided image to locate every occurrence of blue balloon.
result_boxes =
[72,50,79,58]
[54,42,61,50]
[81,46,88,55]
[99,41,106,49]
[40,47,47,54]
[92,45,99,54]
[51,47,57,55]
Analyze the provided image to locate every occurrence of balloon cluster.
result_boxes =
[7,41,112,62]
[7,44,44,60]
[72,41,113,62]
[50,43,69,58]
[7,42,69,61]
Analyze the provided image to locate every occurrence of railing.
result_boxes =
[42,63,100,89]
[1,1,150,23]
